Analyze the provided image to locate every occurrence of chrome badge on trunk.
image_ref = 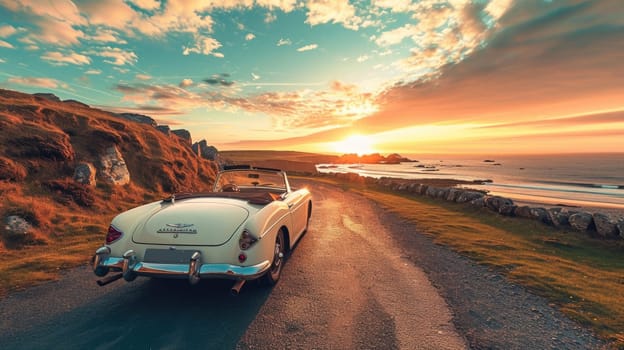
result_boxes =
[157,223,198,234]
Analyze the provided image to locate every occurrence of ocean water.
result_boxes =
[317,153,624,211]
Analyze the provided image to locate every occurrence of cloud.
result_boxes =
[114,80,377,132]
[374,24,415,46]
[128,0,161,10]
[277,38,292,46]
[305,0,361,30]
[297,44,318,52]
[0,40,14,48]
[183,37,223,57]
[0,25,17,37]
[0,58,6,63]
[135,74,152,81]
[203,74,235,87]
[179,78,194,88]
[265,12,277,23]
[245,33,256,41]
[89,47,138,65]
[41,51,91,65]
[8,76,68,89]
[256,0,297,12]
[87,28,127,44]
[251,73,260,80]
[371,0,413,13]
[85,69,101,75]
[357,55,369,63]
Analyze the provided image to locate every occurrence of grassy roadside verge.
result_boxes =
[308,176,624,346]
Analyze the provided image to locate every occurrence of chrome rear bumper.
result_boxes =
[93,247,271,283]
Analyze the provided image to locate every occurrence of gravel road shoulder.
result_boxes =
[370,197,606,349]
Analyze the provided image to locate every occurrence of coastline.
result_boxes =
[218,151,623,228]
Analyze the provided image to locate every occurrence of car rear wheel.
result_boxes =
[262,229,285,286]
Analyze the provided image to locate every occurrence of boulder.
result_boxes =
[499,204,517,216]
[592,213,618,238]
[456,191,483,203]
[192,140,219,161]
[73,162,96,186]
[547,208,575,227]
[3,215,32,239]
[172,129,192,145]
[446,188,462,202]
[418,184,429,195]
[425,186,439,198]
[470,197,486,207]
[435,187,449,199]
[569,212,594,232]
[514,206,532,218]
[485,196,514,212]
[397,183,409,191]
[529,207,551,225]
[99,145,130,185]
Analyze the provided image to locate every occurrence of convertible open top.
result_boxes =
[162,191,282,205]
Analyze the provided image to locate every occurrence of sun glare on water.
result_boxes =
[333,135,377,156]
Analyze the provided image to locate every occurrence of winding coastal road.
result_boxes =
[0,180,604,349]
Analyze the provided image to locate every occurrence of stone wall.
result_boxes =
[328,172,624,239]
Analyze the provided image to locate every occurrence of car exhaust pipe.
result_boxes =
[230,279,246,296]
[96,273,123,286]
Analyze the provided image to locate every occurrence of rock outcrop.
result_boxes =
[3,215,32,238]
[172,129,192,145]
[33,93,61,102]
[73,162,97,186]
[116,113,157,126]
[192,140,219,161]
[156,125,170,136]
[98,145,130,185]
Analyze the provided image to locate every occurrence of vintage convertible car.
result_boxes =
[92,166,312,295]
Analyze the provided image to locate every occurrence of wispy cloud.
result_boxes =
[297,44,318,52]
[277,38,292,46]
[245,33,255,41]
[8,76,68,89]
[85,69,101,75]
[135,74,151,81]
[89,47,137,66]
[0,25,17,37]
[0,40,13,48]
[41,51,91,66]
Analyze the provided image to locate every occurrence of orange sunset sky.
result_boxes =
[1,0,623,155]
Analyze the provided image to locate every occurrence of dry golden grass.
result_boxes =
[315,177,624,346]
[0,89,218,295]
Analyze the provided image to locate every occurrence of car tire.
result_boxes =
[262,229,285,286]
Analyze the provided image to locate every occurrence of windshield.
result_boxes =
[214,170,286,192]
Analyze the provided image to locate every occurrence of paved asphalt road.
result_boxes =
[0,180,466,349]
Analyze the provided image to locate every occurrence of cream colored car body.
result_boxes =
[92,167,311,289]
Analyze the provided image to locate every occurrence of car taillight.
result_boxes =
[106,225,123,244]
[239,230,258,250]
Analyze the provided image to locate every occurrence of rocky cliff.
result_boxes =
[0,89,218,249]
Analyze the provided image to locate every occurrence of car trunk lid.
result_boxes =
[132,201,249,246]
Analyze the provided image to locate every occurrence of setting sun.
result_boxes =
[332,135,377,155]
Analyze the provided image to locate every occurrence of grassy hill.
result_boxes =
[0,89,217,294]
